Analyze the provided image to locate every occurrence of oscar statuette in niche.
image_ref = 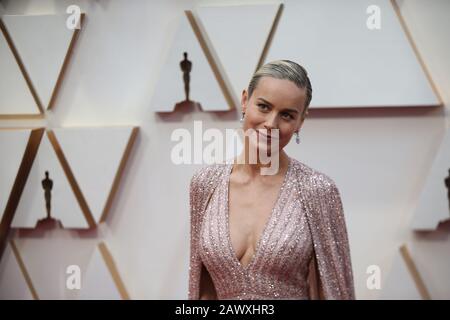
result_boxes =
[181,51,192,102]
[36,171,62,229]
[174,52,200,112]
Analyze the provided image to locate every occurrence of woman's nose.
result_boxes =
[264,113,278,130]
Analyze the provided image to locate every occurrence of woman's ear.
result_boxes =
[241,89,248,113]
[298,107,308,129]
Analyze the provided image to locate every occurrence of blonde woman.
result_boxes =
[188,60,355,300]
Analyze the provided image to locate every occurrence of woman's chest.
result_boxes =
[199,179,314,274]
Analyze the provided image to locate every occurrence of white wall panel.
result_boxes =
[2,14,77,109]
[196,3,280,98]
[12,132,89,228]
[53,126,137,224]
[0,30,40,115]
[265,0,440,108]
[411,129,450,230]
[0,242,34,300]
[151,12,233,112]
[0,129,31,218]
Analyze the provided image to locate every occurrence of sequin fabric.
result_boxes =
[188,157,355,300]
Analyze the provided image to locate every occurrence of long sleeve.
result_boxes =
[187,164,225,299]
[307,176,355,299]
[188,173,202,300]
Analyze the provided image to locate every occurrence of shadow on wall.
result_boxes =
[156,100,239,123]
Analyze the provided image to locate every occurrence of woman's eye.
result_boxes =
[258,104,269,111]
[281,112,293,120]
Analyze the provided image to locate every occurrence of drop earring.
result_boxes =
[295,131,300,144]
[240,112,245,122]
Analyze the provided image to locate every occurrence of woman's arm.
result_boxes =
[188,164,223,299]
[188,174,202,299]
[313,179,355,299]
[302,174,355,300]
[188,170,218,300]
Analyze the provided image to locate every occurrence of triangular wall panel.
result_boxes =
[5,239,127,299]
[264,0,440,108]
[0,27,40,116]
[151,12,235,112]
[411,129,450,230]
[379,246,423,299]
[0,129,31,219]
[0,241,35,299]
[196,3,281,98]
[2,14,81,110]
[79,243,127,299]
[52,126,138,224]
[12,132,89,228]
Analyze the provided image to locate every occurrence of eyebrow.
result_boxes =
[257,98,299,114]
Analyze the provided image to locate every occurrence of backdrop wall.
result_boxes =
[0,0,449,299]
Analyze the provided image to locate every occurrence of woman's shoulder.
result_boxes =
[290,158,339,192]
[189,162,229,190]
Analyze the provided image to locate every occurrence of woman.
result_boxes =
[188,60,355,300]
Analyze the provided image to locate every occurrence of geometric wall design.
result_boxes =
[0,27,40,117]
[0,6,137,300]
[152,0,441,112]
[0,241,36,300]
[0,1,446,300]
[398,244,431,299]
[378,244,423,299]
[151,11,237,112]
[52,127,138,225]
[411,128,450,230]
[0,129,33,219]
[12,131,86,228]
[11,127,138,229]
[0,239,128,299]
[80,242,129,299]
[195,3,282,99]
[264,0,441,108]
[1,14,83,112]
[0,128,43,261]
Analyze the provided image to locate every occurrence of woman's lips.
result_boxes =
[258,130,279,140]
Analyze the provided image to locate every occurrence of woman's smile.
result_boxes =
[257,129,279,141]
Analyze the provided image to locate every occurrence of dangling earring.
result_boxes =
[240,112,245,122]
[295,131,300,144]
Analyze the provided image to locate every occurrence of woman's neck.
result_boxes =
[233,148,289,178]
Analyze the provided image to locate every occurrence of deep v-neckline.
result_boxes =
[225,157,292,271]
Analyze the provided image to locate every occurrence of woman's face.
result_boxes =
[241,76,308,156]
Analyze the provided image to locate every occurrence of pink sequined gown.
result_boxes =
[188,157,355,300]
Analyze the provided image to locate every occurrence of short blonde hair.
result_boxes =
[247,60,312,118]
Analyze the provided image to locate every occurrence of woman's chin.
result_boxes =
[249,141,280,160]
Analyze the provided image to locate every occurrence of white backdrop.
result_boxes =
[0,0,449,299]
